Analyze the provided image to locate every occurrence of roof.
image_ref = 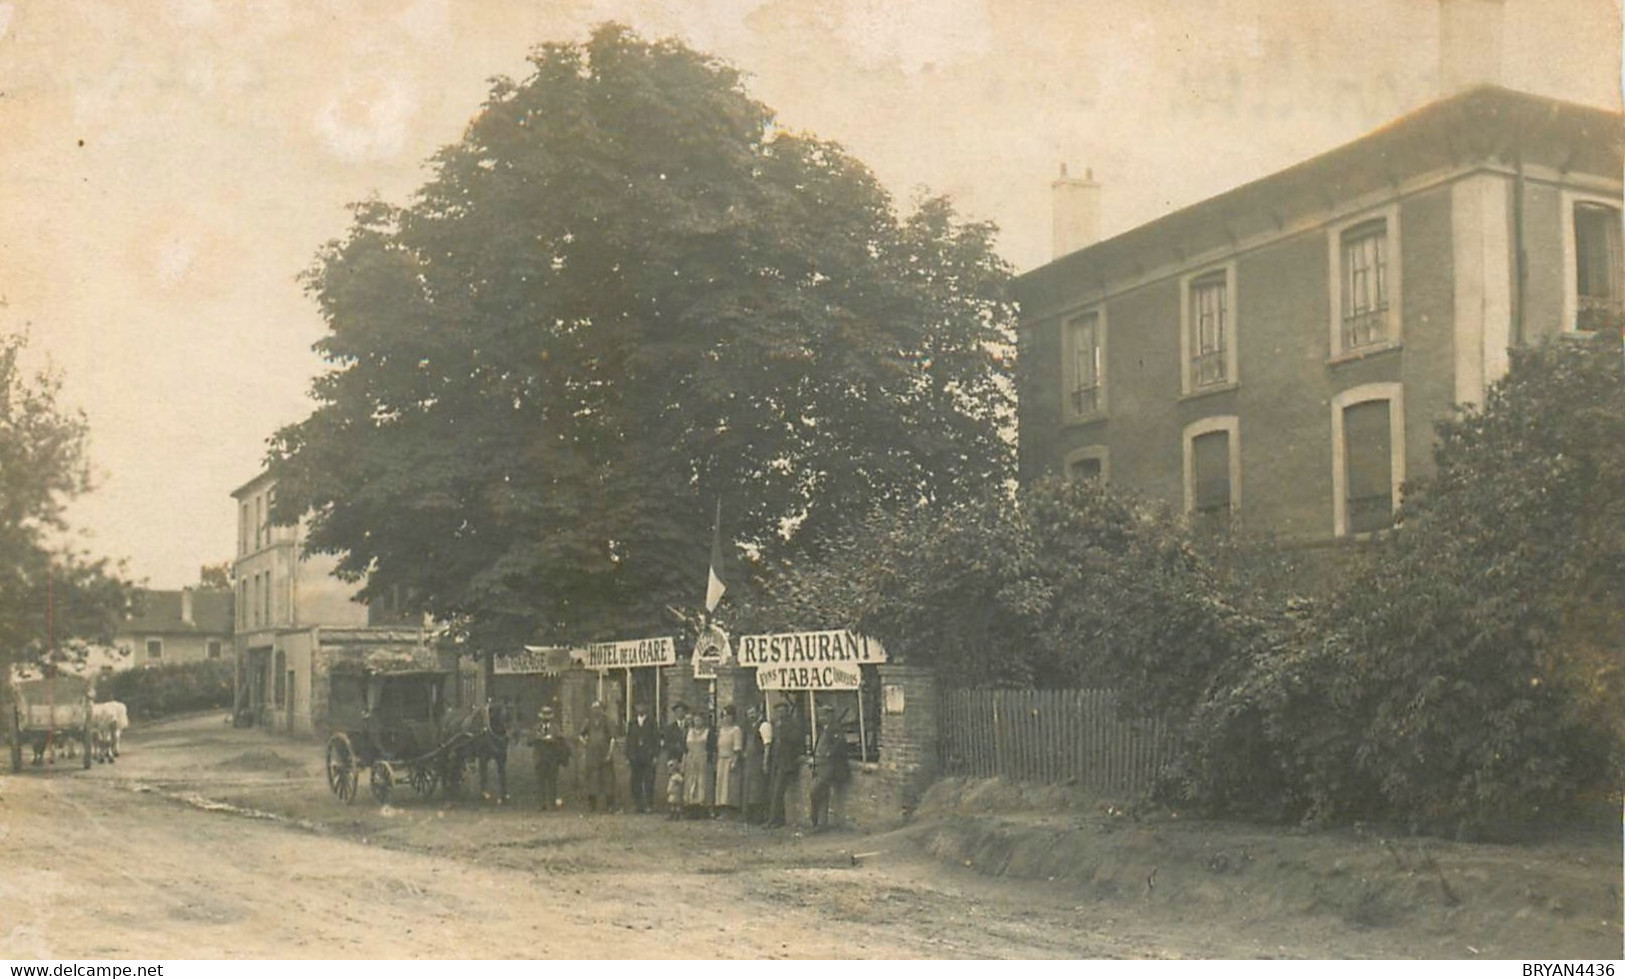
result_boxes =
[119,589,234,637]
[231,470,274,500]
[1017,86,1625,314]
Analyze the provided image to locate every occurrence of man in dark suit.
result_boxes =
[625,700,661,813]
[766,700,805,828]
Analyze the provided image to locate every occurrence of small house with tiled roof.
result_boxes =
[114,588,235,667]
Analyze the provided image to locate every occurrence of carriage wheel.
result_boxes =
[326,734,359,804]
[370,761,394,805]
[409,762,438,799]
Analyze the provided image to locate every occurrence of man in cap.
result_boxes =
[809,703,850,830]
[527,706,570,810]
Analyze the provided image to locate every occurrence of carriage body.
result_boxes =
[323,667,464,804]
[8,672,95,772]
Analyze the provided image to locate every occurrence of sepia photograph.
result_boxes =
[1,0,1622,963]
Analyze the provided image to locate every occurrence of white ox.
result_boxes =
[90,701,129,764]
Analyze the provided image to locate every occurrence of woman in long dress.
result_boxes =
[713,705,744,818]
[681,710,714,818]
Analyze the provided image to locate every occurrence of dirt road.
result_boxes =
[0,715,1146,959]
[2,715,1618,959]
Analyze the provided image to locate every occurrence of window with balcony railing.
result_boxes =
[1063,310,1104,421]
[1340,219,1389,349]
[1575,201,1622,332]
[1188,272,1229,389]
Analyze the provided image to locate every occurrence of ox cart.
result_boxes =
[323,666,470,806]
[8,672,95,773]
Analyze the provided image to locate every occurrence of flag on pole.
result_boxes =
[705,499,726,613]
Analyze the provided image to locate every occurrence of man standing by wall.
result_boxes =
[809,703,850,830]
[765,700,805,828]
[626,699,661,814]
[579,701,616,812]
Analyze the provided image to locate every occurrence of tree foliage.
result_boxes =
[737,477,1244,701]
[270,25,1015,649]
[0,334,133,679]
[1167,334,1625,836]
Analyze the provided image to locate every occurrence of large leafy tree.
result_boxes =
[271,25,1015,649]
[0,334,133,682]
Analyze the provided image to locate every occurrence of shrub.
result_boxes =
[1165,334,1625,836]
[98,658,234,721]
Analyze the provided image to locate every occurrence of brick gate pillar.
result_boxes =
[876,664,941,815]
[660,664,701,718]
[712,663,760,719]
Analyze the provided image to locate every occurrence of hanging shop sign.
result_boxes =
[756,662,863,691]
[570,636,679,671]
[736,629,888,668]
[691,624,733,680]
[495,646,575,676]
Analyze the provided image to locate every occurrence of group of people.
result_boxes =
[525,697,851,829]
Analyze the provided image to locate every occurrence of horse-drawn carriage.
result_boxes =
[323,662,512,805]
[7,672,95,773]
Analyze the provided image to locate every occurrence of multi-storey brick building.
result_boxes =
[1016,19,1622,542]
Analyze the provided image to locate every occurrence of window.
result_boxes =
[263,572,273,626]
[239,503,250,556]
[1341,220,1388,347]
[238,579,247,630]
[1062,309,1105,420]
[1182,417,1240,524]
[1331,383,1406,537]
[1329,208,1402,358]
[251,574,261,629]
[207,640,222,660]
[146,638,163,660]
[1574,201,1622,332]
[1181,265,1237,394]
[255,495,266,550]
[1064,446,1109,483]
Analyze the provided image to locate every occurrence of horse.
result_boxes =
[443,699,516,803]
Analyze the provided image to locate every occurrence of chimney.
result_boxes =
[1052,163,1101,260]
[1439,0,1505,94]
[180,588,194,625]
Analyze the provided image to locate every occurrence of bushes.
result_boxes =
[738,477,1246,701]
[98,658,234,721]
[1164,334,1625,836]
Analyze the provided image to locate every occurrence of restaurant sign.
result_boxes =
[571,636,678,671]
[737,630,888,668]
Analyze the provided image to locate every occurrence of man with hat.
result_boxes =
[809,702,850,830]
[765,700,805,828]
[527,705,570,810]
[625,699,661,814]
[579,700,616,812]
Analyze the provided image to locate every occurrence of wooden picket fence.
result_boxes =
[939,688,1174,795]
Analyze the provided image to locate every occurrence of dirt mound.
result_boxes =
[900,778,1623,959]
[213,748,308,774]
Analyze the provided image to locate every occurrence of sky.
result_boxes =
[1,0,1620,590]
